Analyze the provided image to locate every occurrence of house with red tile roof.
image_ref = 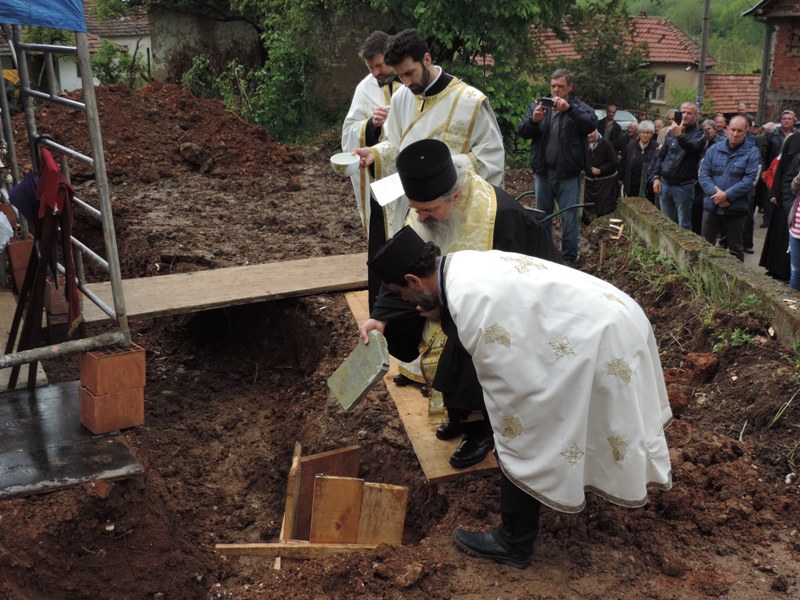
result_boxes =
[538,15,757,118]
[743,0,800,122]
[83,0,151,71]
[0,0,150,92]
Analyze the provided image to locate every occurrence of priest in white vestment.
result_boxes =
[341,31,399,239]
[341,31,401,310]
[353,28,505,247]
[364,226,673,569]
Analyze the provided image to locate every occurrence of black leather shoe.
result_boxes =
[393,373,414,386]
[453,528,531,569]
[436,421,463,440]
[449,432,494,468]
[420,385,429,397]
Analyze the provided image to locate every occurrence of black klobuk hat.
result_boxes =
[367,226,427,284]
[395,139,457,202]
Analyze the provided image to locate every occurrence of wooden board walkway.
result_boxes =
[344,291,498,484]
[82,253,368,324]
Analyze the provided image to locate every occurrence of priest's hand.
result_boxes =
[359,318,387,344]
[372,106,389,128]
[353,148,374,168]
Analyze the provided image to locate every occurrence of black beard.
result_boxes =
[416,293,440,312]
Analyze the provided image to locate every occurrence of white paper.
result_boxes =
[370,173,405,207]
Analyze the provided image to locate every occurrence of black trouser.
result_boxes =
[497,471,541,554]
[445,406,493,436]
[366,195,386,311]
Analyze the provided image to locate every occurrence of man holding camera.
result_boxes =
[650,101,708,230]
[517,68,597,265]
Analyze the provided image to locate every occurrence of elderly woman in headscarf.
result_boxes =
[622,119,657,203]
[583,129,618,221]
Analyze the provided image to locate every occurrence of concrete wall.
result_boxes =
[149,10,261,82]
[617,196,800,349]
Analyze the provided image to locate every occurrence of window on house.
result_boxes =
[650,75,666,102]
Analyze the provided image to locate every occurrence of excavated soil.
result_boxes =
[1,83,799,599]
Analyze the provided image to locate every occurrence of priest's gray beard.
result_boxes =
[415,204,464,251]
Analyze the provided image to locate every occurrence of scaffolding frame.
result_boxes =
[0,25,130,372]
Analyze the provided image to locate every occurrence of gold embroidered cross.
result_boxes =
[502,416,524,438]
[549,336,575,359]
[500,255,542,273]
[607,435,629,461]
[607,357,632,383]
[482,323,511,347]
[561,444,585,465]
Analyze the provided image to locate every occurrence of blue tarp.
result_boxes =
[0,0,86,33]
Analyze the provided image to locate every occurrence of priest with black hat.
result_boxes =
[361,138,562,469]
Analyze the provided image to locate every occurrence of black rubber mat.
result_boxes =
[0,380,142,498]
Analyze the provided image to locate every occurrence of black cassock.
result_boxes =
[760,134,800,280]
[371,186,563,413]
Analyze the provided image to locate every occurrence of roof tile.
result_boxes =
[703,74,761,114]
[538,16,717,68]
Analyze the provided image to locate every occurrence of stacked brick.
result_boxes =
[79,343,146,434]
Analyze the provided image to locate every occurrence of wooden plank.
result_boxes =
[82,253,368,324]
[294,446,360,540]
[356,482,408,546]
[280,442,303,542]
[308,476,364,544]
[344,291,498,484]
[215,542,378,558]
[0,289,47,389]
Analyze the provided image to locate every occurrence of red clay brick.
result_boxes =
[80,386,145,434]
[6,235,33,270]
[80,344,146,395]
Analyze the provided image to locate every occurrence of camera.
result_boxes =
[538,97,554,107]
[673,110,682,126]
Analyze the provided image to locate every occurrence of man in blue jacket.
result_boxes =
[698,114,762,261]
[517,69,597,265]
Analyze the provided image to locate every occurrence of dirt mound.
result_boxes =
[15,81,305,183]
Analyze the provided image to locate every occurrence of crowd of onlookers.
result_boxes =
[584,102,800,290]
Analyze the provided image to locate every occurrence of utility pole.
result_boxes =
[696,0,711,114]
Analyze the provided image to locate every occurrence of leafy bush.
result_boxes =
[180,55,219,99]
[91,40,148,87]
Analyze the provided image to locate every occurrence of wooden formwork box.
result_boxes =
[216,443,409,562]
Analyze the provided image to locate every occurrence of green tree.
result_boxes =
[560,0,653,111]
[367,0,577,139]
[129,1,584,142]
[91,40,149,87]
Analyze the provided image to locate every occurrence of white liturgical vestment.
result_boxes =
[443,250,673,512]
[341,73,397,235]
[370,76,504,239]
